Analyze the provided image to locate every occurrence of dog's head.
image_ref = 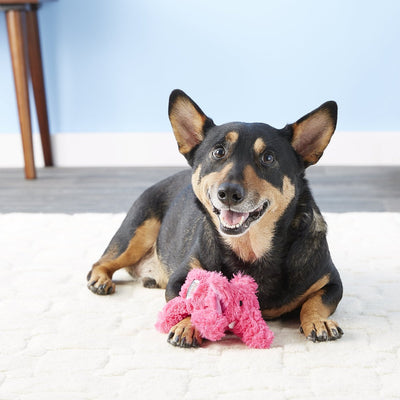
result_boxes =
[168,89,337,254]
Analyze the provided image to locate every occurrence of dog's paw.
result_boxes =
[167,317,203,348]
[300,318,343,342]
[87,269,116,295]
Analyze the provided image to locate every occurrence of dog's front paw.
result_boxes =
[87,269,116,295]
[167,317,203,348]
[300,318,343,342]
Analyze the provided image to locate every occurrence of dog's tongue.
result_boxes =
[219,209,249,227]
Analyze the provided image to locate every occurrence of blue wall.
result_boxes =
[1,0,399,134]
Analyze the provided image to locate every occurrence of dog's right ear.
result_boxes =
[168,90,215,162]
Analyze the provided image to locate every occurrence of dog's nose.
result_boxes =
[217,182,245,205]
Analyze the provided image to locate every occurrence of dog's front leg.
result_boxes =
[167,317,203,348]
[164,263,204,348]
[300,285,343,342]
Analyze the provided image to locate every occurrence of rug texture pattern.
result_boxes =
[0,213,399,400]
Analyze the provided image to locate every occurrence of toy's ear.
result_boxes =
[168,89,215,164]
[180,269,210,298]
[290,101,337,167]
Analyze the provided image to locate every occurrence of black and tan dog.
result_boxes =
[87,89,343,347]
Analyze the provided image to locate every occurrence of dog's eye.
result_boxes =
[212,146,226,160]
[239,300,243,306]
[261,151,275,166]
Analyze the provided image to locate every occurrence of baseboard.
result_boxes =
[0,131,399,167]
[0,132,187,168]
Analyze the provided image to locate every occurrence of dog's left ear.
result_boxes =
[290,101,338,166]
[169,90,215,162]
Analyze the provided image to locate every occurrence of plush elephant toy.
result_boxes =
[155,269,274,349]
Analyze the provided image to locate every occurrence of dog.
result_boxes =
[87,89,343,347]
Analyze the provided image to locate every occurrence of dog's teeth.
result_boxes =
[222,215,247,229]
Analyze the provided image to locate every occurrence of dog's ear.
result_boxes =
[290,101,337,167]
[168,90,215,161]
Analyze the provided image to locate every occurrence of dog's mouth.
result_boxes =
[212,201,269,236]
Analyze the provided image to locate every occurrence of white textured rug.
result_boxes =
[1,213,399,400]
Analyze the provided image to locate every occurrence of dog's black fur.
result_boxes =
[87,90,343,346]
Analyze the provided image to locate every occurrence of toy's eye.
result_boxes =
[260,151,275,166]
[239,300,243,306]
[212,145,226,160]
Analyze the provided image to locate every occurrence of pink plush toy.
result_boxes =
[155,269,274,349]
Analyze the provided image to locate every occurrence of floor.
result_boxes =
[1,166,399,213]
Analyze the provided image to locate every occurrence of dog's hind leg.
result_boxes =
[86,171,192,295]
[87,216,161,295]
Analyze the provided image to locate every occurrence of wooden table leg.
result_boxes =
[6,9,36,179]
[26,6,53,167]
